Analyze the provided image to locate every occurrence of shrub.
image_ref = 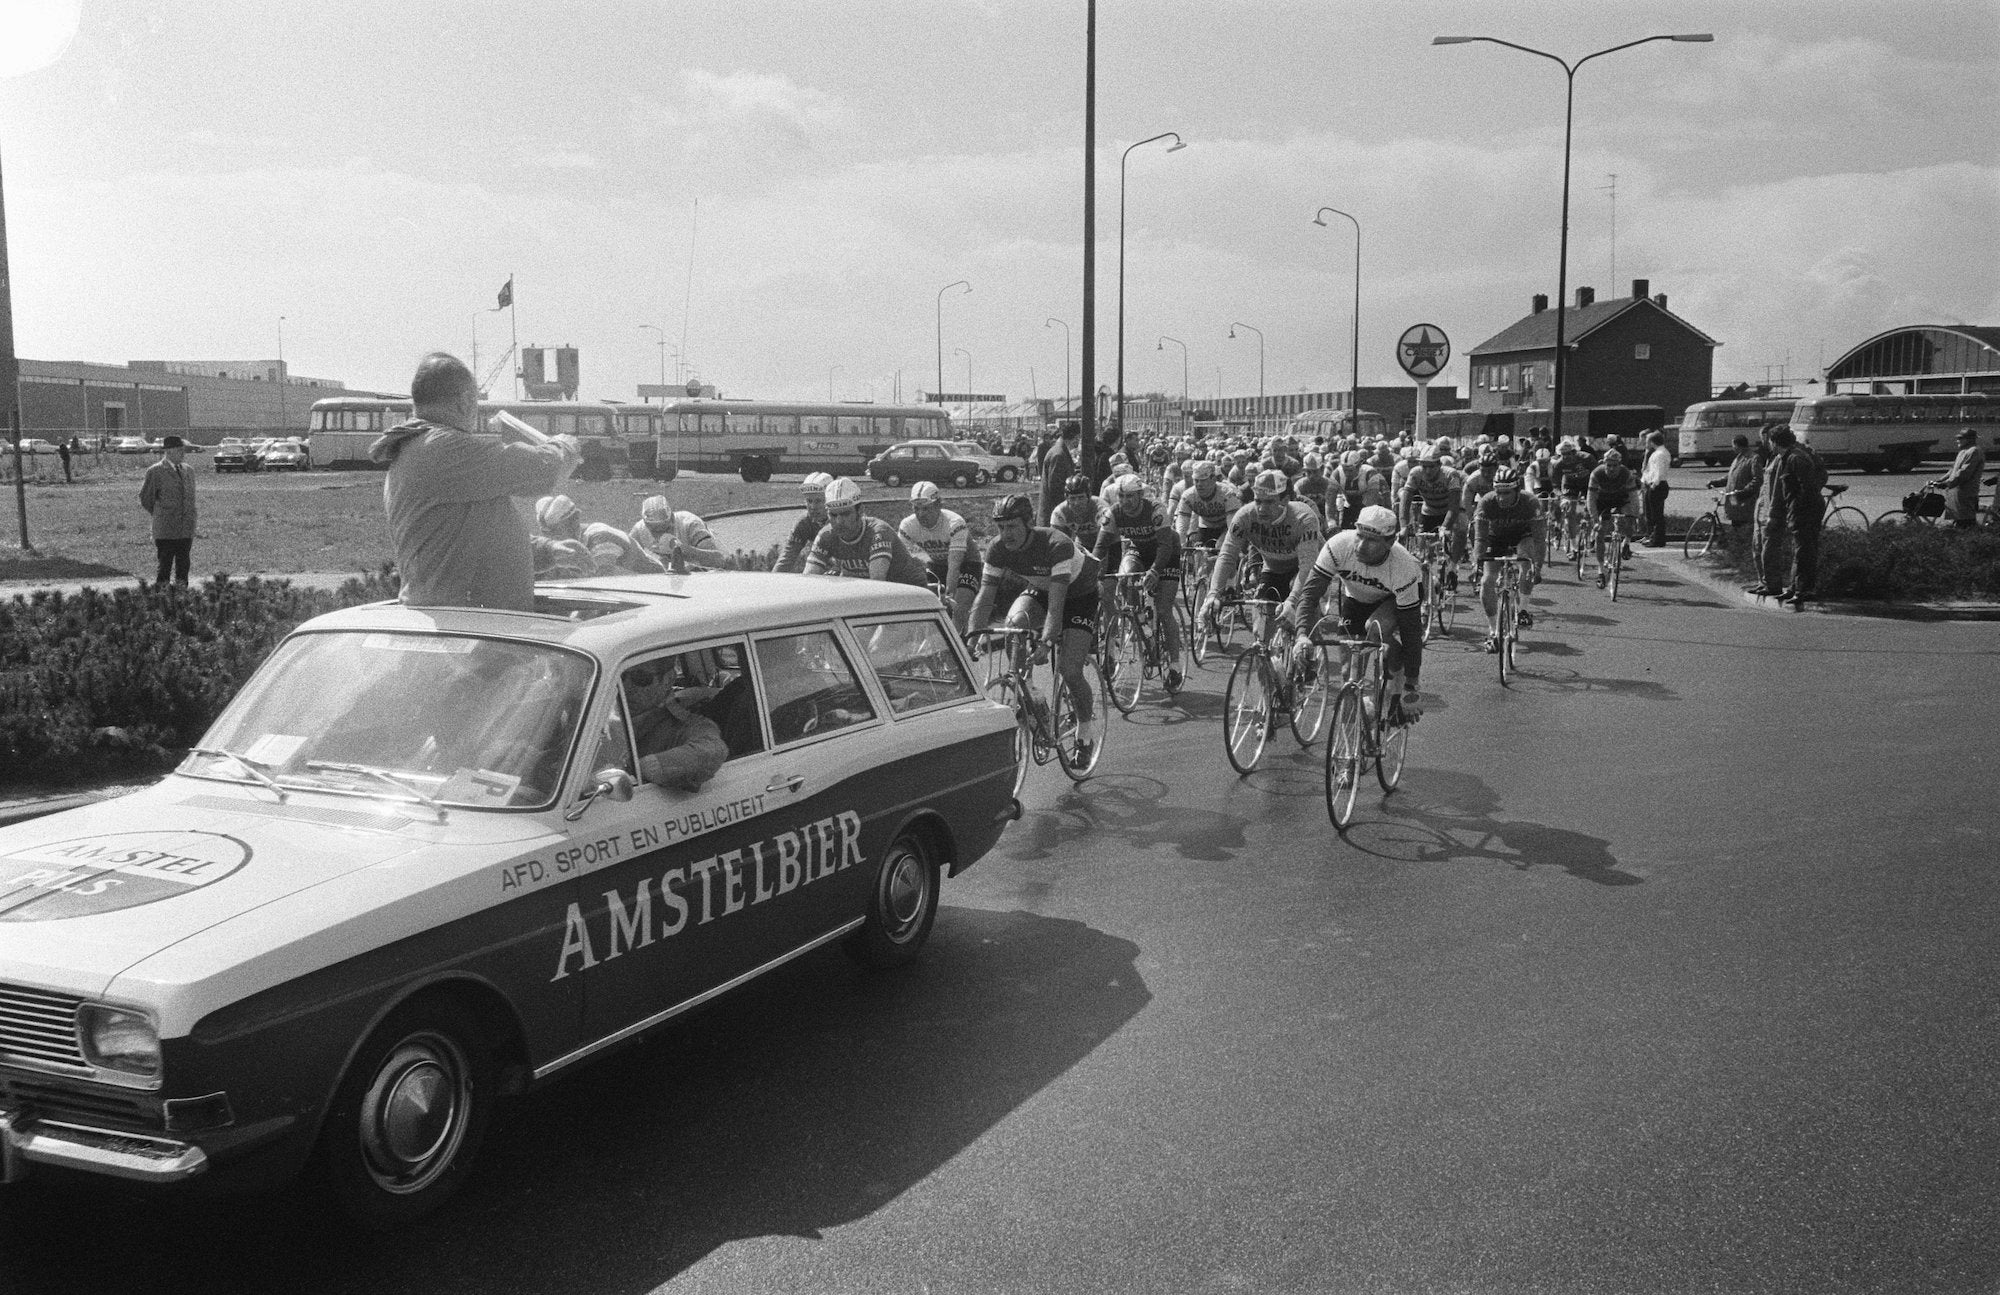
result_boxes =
[1819,525,2000,602]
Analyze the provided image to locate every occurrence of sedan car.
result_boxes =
[110,436,152,455]
[260,438,309,471]
[12,439,59,455]
[211,439,258,472]
[866,440,989,489]
[0,574,1020,1225]
[952,442,1025,483]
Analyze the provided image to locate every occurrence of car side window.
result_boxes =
[851,617,976,714]
[916,445,944,459]
[755,629,877,746]
[887,447,913,460]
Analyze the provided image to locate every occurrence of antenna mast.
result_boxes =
[1599,174,1618,289]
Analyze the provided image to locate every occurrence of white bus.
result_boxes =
[307,397,630,479]
[1676,399,1799,466]
[648,399,952,482]
[1789,392,2000,473]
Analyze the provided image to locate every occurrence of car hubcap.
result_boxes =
[359,1035,468,1193]
[882,846,929,941]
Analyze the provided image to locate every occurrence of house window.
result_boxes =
[1634,344,1651,361]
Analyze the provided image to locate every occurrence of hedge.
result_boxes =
[1685,518,2000,602]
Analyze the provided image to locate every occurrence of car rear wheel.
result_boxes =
[314,997,496,1229]
[845,831,939,968]
[884,470,904,488]
[951,471,973,488]
[998,466,1018,482]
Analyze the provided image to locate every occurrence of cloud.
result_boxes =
[628,68,846,179]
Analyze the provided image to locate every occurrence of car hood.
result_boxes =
[0,779,553,1007]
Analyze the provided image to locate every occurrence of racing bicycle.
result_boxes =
[1101,572,1188,712]
[1579,512,1630,601]
[1218,598,1333,774]
[972,626,1103,786]
[1319,622,1414,829]
[1410,529,1458,642]
[1490,557,1529,685]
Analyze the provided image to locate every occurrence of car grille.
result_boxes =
[0,983,85,1070]
[0,1071,159,1130]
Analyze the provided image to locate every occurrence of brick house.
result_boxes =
[1467,280,1719,421]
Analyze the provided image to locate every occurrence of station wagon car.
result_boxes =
[952,441,1025,483]
[0,574,1023,1225]
[866,440,988,489]
[260,438,310,471]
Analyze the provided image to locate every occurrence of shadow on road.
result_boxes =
[0,911,1149,1295]
[1340,767,1641,887]
[1500,667,1681,702]
[1004,773,1251,863]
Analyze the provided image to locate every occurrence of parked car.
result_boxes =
[260,438,309,471]
[12,439,59,455]
[0,573,1021,1225]
[110,436,152,455]
[952,441,1025,483]
[212,438,258,472]
[866,440,989,488]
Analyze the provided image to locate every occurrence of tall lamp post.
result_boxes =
[1433,32,1712,442]
[638,324,668,400]
[1311,207,1361,430]
[1157,335,1188,438]
[936,279,970,402]
[276,315,287,434]
[1117,131,1186,435]
[1045,317,1071,422]
[1228,321,1264,425]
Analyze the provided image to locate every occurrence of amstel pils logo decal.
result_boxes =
[0,832,251,922]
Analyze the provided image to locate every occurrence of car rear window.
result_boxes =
[850,617,976,715]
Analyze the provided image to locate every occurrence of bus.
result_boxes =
[648,399,952,481]
[1789,392,2000,473]
[306,397,629,479]
[1676,398,1799,466]
[1286,408,1389,443]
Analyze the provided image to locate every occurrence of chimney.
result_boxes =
[1654,293,1668,310]
[1531,293,1548,314]
[1631,278,1650,300]
[1575,286,1595,308]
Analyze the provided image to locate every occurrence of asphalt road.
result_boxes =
[2,554,1995,1294]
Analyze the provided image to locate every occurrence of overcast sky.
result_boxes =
[3,0,1996,408]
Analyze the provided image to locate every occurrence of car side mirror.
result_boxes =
[564,767,636,821]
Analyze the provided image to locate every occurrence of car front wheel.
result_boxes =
[884,470,904,487]
[314,997,496,1229]
[998,466,1018,482]
[845,831,939,968]
[951,471,973,489]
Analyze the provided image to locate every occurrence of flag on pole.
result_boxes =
[497,278,513,310]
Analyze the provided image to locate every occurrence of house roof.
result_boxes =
[1470,296,1721,356]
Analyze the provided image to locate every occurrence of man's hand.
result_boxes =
[1142,570,1159,597]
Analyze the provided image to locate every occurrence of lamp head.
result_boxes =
[1228,328,1237,339]
[1431,36,1476,44]
[1313,214,1327,226]
[1166,139,1188,152]
[1671,33,1714,41]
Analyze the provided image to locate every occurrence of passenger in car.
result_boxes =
[624,659,726,791]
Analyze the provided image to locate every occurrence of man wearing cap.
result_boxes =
[899,481,980,630]
[369,351,582,610]
[138,435,197,587]
[1933,428,1987,529]
[535,494,664,575]
[1095,472,1185,691]
[774,472,833,573]
[805,477,932,585]
[629,492,725,573]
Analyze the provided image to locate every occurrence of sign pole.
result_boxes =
[1395,323,1451,447]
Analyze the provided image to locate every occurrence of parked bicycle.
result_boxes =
[1320,622,1414,829]
[1875,475,1997,529]
[972,626,1102,786]
[1682,484,1740,558]
[1218,598,1333,774]
[1101,572,1188,712]
[1821,483,1869,532]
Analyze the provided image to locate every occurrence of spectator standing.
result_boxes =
[369,352,581,611]
[1759,426,1826,608]
[1639,430,1673,546]
[138,435,197,587]
[1038,421,1083,524]
[57,439,72,483]
[1933,428,1987,528]
[1722,434,1761,533]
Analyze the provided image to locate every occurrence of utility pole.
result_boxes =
[1,143,29,551]
[1600,173,1618,289]
[1080,0,1096,447]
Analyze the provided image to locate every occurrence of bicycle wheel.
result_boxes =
[1608,545,1622,601]
[1051,669,1102,781]
[1683,512,1720,558]
[1496,588,1514,685]
[990,676,1032,798]
[1104,612,1145,713]
[1323,685,1365,828]
[1223,650,1273,774]
[1289,644,1332,746]
[1375,692,1409,792]
[1438,574,1460,636]
[1166,602,1191,690]
[1573,527,1588,582]
[1826,504,1868,532]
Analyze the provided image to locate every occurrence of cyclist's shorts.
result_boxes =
[1416,511,1451,535]
[1194,524,1227,552]
[1254,565,1298,604]
[927,555,984,593]
[1337,594,1424,684]
[1593,493,1636,516]
[1118,535,1182,582]
[1481,535,1526,560]
[1011,584,1100,640]
[1336,592,1395,638]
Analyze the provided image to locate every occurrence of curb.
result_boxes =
[1643,546,2000,622]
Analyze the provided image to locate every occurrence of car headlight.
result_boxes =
[77,1004,162,1078]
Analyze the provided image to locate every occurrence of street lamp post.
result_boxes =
[936,279,970,403]
[638,324,668,401]
[1045,317,1071,422]
[1157,335,1188,438]
[1311,207,1361,431]
[1117,131,1186,435]
[1228,321,1264,414]
[1433,32,1712,443]
[276,315,287,434]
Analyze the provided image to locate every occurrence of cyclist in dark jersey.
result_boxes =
[773,472,832,573]
[1586,449,1641,586]
[1471,466,1545,651]
[1049,473,1108,556]
[971,493,1103,760]
[803,477,932,585]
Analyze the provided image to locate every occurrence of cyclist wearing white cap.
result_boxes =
[804,477,931,585]
[627,492,724,573]
[1290,504,1426,711]
[899,480,980,630]
[1202,469,1323,647]
[1094,472,1184,691]
[535,494,665,575]
[774,472,834,573]
[1174,459,1240,550]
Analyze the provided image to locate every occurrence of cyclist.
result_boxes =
[1397,446,1466,588]
[1525,446,1558,512]
[969,493,1103,765]
[535,494,666,575]
[1471,465,1545,652]
[1295,453,1330,523]
[1586,448,1641,586]
[803,477,931,585]
[1554,441,1592,550]
[773,471,834,573]
[1049,472,1109,555]
[1094,472,1185,692]
[1201,468,1324,646]
[1288,504,1426,712]
[1328,449,1388,531]
[629,492,727,572]
[899,480,980,631]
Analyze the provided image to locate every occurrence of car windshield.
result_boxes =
[181,631,595,810]
[955,443,987,456]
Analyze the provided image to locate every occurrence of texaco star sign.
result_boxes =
[1396,324,1451,381]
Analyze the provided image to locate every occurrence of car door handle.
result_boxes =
[766,774,805,794]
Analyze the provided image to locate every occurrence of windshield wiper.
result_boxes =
[304,761,447,822]
[185,746,289,801]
